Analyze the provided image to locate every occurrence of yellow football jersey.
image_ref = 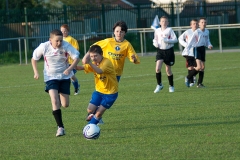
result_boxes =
[63,35,79,64]
[84,57,118,94]
[94,38,140,76]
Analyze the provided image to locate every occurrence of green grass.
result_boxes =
[0,52,240,159]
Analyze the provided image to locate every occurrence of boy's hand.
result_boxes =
[131,55,137,63]
[63,69,70,75]
[208,45,213,49]
[34,73,39,80]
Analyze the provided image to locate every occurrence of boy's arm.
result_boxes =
[185,31,198,50]
[82,52,90,65]
[63,58,80,75]
[178,32,187,47]
[127,43,140,64]
[31,58,39,80]
[31,43,45,80]
[163,29,178,44]
[89,63,103,74]
[207,33,213,49]
[76,65,84,70]
[153,31,159,48]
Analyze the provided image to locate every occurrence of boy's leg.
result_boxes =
[197,61,205,86]
[49,89,65,137]
[71,74,80,95]
[89,105,107,124]
[49,79,70,136]
[154,60,164,93]
[166,65,174,92]
[156,60,163,85]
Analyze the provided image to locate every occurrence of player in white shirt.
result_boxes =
[183,17,213,88]
[179,19,198,87]
[31,29,80,137]
[153,16,178,93]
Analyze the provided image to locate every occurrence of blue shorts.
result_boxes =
[45,79,71,95]
[90,91,118,109]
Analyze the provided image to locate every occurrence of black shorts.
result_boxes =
[194,46,206,62]
[156,47,175,66]
[184,56,196,68]
[45,79,71,95]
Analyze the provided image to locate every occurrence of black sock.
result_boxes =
[52,109,64,128]
[168,74,173,86]
[198,71,204,85]
[156,72,162,85]
[187,69,198,80]
[188,70,194,83]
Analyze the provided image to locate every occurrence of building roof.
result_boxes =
[123,0,151,5]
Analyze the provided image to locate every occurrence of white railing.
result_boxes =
[129,23,240,56]
[1,24,240,64]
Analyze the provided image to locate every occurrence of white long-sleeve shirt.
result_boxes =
[32,41,80,82]
[183,28,213,55]
[153,27,178,50]
[179,29,195,56]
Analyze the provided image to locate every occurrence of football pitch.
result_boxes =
[0,52,240,159]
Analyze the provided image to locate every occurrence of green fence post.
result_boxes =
[203,0,207,17]
[63,5,67,24]
[171,2,175,27]
[137,4,141,28]
[102,4,106,33]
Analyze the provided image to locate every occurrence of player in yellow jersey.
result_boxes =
[90,21,140,82]
[76,45,118,125]
[60,24,80,95]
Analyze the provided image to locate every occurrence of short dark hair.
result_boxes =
[190,19,198,25]
[160,16,168,20]
[50,29,63,38]
[112,21,128,33]
[89,45,103,55]
[199,17,206,22]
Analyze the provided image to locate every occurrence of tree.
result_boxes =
[0,0,41,10]
[47,0,118,7]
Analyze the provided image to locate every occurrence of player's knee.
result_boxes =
[62,103,69,108]
[195,66,201,71]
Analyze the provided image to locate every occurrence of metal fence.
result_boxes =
[0,24,239,65]
[0,0,240,57]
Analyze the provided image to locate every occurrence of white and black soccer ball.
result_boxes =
[83,124,100,140]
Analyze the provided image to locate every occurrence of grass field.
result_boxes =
[0,52,240,160]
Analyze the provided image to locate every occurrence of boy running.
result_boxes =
[89,20,140,82]
[61,24,80,95]
[179,19,198,87]
[77,45,118,125]
[183,17,213,88]
[153,16,178,93]
[31,29,80,137]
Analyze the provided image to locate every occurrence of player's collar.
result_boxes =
[114,37,125,42]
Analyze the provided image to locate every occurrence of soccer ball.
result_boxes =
[83,124,100,140]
